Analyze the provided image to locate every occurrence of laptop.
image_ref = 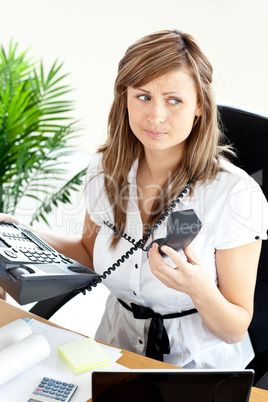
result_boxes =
[91,369,254,402]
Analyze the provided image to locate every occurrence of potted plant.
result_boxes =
[0,39,88,226]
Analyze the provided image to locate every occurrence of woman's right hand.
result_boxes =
[0,213,21,225]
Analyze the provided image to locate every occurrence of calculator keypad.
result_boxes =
[29,377,77,402]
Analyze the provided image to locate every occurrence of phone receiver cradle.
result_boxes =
[146,209,202,256]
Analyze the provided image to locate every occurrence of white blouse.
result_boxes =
[84,153,268,369]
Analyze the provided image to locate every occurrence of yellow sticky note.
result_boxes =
[58,337,111,374]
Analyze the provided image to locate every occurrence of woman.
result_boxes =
[1,30,267,369]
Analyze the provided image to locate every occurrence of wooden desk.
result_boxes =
[1,300,267,402]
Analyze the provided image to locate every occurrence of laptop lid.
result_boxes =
[92,369,254,402]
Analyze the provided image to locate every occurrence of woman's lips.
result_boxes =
[144,129,167,138]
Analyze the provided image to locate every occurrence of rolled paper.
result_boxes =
[0,332,51,386]
[0,319,32,352]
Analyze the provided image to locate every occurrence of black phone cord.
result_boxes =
[82,180,193,292]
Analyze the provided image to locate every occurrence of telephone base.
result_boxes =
[0,263,99,305]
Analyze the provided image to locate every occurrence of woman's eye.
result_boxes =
[138,95,151,101]
[169,98,181,105]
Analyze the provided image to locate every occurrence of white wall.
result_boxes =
[2,0,268,336]
[1,0,268,156]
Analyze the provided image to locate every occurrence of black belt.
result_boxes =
[118,298,198,362]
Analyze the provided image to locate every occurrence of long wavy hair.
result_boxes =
[97,29,232,247]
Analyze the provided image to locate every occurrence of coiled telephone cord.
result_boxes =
[84,180,193,292]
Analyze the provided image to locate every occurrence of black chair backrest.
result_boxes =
[218,105,268,383]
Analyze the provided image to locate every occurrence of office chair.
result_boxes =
[216,105,268,386]
[30,104,268,384]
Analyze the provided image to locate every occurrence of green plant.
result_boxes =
[0,40,88,225]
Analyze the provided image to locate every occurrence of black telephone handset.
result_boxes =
[0,180,200,304]
[146,209,202,256]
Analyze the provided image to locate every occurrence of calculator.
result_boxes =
[27,377,78,402]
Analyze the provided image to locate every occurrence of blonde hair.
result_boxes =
[97,29,232,246]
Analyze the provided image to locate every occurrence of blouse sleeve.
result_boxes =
[83,153,113,227]
[214,173,268,250]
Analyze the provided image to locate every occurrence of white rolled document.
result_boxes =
[0,320,51,386]
[0,319,32,351]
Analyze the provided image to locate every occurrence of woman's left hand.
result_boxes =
[148,243,215,298]
[149,240,262,343]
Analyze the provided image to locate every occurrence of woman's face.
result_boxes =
[127,68,201,158]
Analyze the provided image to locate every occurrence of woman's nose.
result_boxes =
[147,102,166,125]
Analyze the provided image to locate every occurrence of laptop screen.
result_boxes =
[92,369,254,402]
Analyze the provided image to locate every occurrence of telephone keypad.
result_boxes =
[1,244,73,265]
[4,250,18,258]
[0,223,74,266]
[18,248,69,264]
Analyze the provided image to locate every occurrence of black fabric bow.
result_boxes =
[118,299,198,362]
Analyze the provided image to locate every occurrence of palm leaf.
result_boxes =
[29,167,88,225]
[0,39,88,223]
